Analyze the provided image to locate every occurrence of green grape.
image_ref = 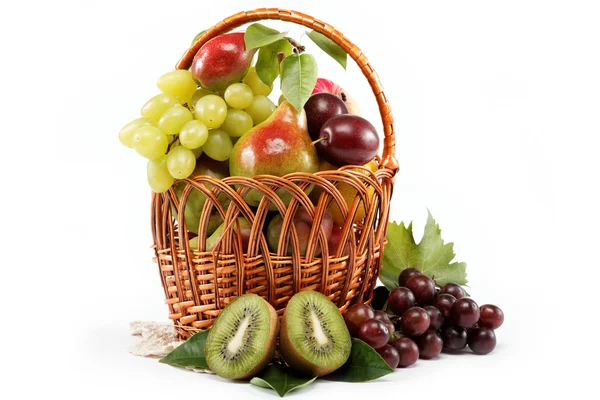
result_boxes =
[192,146,203,158]
[158,104,193,135]
[220,109,253,137]
[132,126,168,160]
[166,146,196,179]
[141,93,177,122]
[191,87,213,106]
[147,155,174,193]
[245,95,276,125]
[224,83,254,109]
[202,129,233,161]
[243,67,272,96]
[119,118,154,148]
[179,120,209,149]
[194,95,228,128]
[157,69,197,104]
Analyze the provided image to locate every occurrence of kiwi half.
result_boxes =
[204,294,279,379]
[280,290,352,377]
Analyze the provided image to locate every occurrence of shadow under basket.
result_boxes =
[150,8,399,339]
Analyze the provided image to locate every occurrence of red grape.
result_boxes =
[432,293,457,318]
[344,303,375,336]
[391,337,419,368]
[416,329,443,359]
[424,306,444,331]
[450,298,480,328]
[479,304,504,329]
[442,326,467,350]
[388,287,415,316]
[468,328,497,355]
[376,344,400,369]
[358,319,390,349]
[400,307,431,337]
[405,275,436,305]
[398,268,422,287]
[439,282,465,299]
[373,310,391,322]
[304,92,348,140]
[316,114,380,166]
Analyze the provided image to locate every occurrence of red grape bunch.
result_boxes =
[343,268,504,369]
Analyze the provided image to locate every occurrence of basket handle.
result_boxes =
[176,8,398,173]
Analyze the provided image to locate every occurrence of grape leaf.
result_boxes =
[280,53,318,111]
[245,23,288,50]
[380,211,468,289]
[306,30,347,69]
[323,338,394,382]
[256,39,293,86]
[251,364,316,397]
[158,329,209,369]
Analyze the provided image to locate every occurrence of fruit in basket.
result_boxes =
[173,154,229,234]
[312,78,360,115]
[316,114,380,166]
[132,126,169,160]
[190,217,251,251]
[329,160,378,225]
[141,93,177,122]
[157,70,197,104]
[267,208,333,256]
[147,155,174,193]
[304,92,349,140]
[202,129,233,161]
[224,83,254,109]
[166,146,196,179]
[243,66,273,96]
[194,95,228,129]
[158,104,193,136]
[229,101,319,206]
[245,95,276,125]
[119,118,155,148]
[179,120,209,149]
[191,32,256,91]
[220,109,253,138]
[280,290,351,377]
[204,293,279,379]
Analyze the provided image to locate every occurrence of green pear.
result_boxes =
[173,154,229,234]
[229,101,319,207]
[189,217,251,251]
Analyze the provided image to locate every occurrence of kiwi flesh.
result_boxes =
[280,290,352,377]
[204,294,279,379]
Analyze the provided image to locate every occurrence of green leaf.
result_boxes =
[255,39,293,86]
[250,364,317,397]
[380,211,468,290]
[323,338,393,382]
[158,329,209,369]
[280,54,318,112]
[245,23,288,50]
[306,30,347,69]
[191,30,207,44]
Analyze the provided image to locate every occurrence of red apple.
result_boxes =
[312,78,360,115]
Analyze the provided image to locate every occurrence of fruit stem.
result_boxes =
[311,136,327,145]
[285,37,305,54]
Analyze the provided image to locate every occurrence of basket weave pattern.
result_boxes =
[151,8,398,338]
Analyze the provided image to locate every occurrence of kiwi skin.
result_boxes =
[279,292,350,377]
[204,294,279,380]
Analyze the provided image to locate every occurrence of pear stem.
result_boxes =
[311,136,327,146]
[285,37,305,54]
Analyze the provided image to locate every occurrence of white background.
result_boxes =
[1,0,598,398]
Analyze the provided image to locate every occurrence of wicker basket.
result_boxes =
[151,8,399,339]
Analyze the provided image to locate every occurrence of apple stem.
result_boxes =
[311,136,327,145]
